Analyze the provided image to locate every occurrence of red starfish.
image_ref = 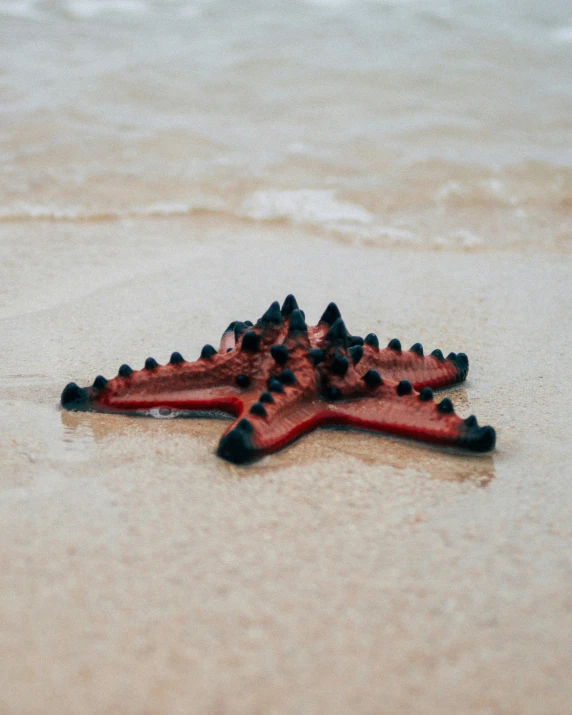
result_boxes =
[61,296,496,464]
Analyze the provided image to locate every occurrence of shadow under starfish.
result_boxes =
[61,295,496,464]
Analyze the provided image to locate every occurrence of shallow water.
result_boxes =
[1,0,571,249]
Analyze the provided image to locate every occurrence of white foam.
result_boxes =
[478,178,505,196]
[552,26,572,43]
[1,192,372,227]
[435,181,463,201]
[450,229,482,247]
[0,203,87,220]
[436,178,518,206]
[0,199,225,222]
[140,201,196,216]
[240,190,372,226]
[334,223,418,243]
[137,198,226,216]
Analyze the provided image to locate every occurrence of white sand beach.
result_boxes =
[1,218,571,713]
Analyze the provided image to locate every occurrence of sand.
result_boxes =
[1,216,571,714]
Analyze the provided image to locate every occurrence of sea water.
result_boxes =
[0,0,571,250]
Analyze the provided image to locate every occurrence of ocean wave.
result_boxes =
[0,193,373,228]
[0,204,92,221]
[0,202,218,222]
[239,190,373,226]
[0,196,568,252]
[435,178,519,206]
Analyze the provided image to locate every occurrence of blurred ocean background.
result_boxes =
[1,0,571,250]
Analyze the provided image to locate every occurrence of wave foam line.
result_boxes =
[0,202,228,223]
[0,191,374,226]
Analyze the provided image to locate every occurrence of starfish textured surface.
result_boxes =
[61,296,496,463]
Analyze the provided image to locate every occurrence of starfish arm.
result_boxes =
[216,399,326,464]
[61,356,247,414]
[325,383,495,452]
[357,343,468,390]
[217,310,326,463]
[316,325,493,452]
[61,342,271,415]
[61,301,290,415]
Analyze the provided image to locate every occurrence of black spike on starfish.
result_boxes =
[61,295,496,464]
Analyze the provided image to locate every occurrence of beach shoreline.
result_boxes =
[1,216,571,713]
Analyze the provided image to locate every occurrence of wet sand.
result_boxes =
[1,216,571,713]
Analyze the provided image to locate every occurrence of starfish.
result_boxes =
[61,296,496,464]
